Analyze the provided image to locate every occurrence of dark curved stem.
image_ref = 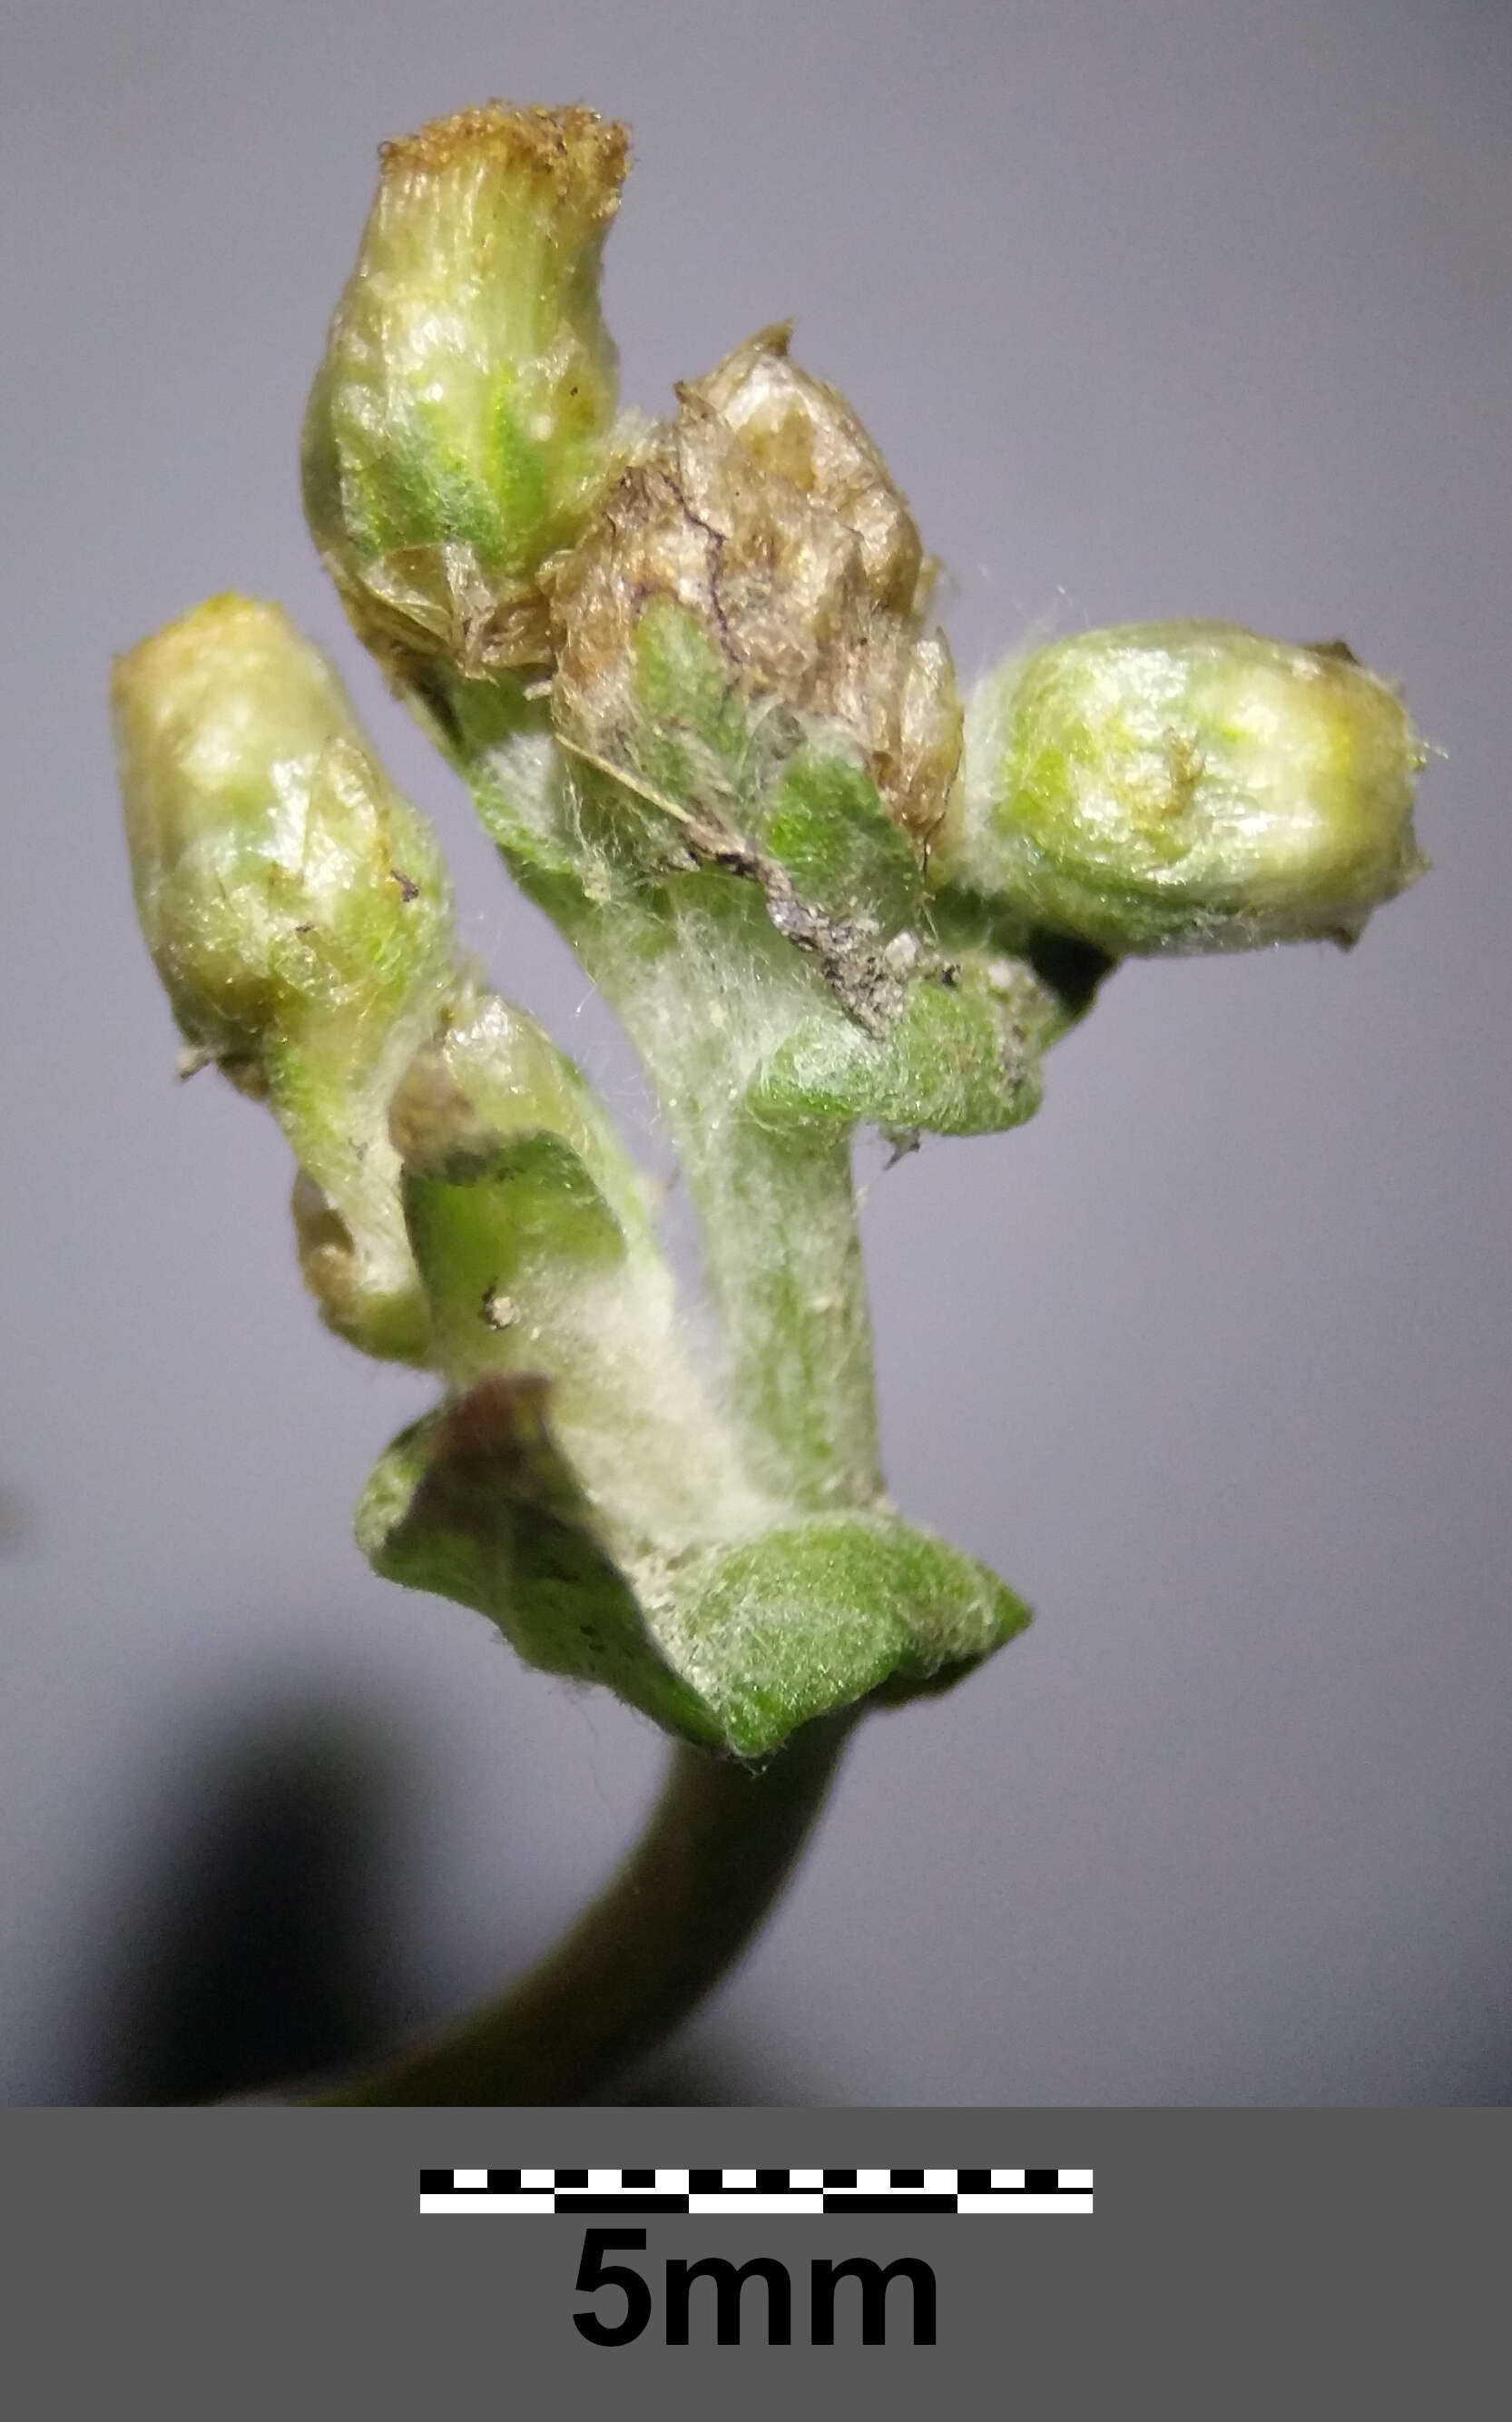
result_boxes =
[311,1709,855,2105]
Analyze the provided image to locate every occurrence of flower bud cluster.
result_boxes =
[113,97,1435,1760]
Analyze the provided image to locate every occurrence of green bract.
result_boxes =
[115,104,1429,1761]
[937,621,1426,955]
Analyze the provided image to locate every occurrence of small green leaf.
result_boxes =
[358,1379,721,1745]
[358,1376,1030,1757]
[662,1515,1032,1757]
[751,960,1043,1135]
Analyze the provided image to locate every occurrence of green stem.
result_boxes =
[561,881,884,1513]
[458,711,886,1513]
[314,1710,854,2105]
[677,1110,880,1512]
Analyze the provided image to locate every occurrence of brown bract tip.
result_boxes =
[378,101,630,214]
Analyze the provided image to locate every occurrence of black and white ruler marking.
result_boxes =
[420,2168,1093,2216]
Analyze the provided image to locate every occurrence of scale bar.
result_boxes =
[420,2165,1093,2218]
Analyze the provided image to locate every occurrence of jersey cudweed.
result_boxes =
[114,103,1426,2097]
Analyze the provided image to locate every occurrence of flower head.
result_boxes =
[938,621,1426,953]
[302,103,630,687]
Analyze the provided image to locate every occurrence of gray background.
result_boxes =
[2,0,1508,2104]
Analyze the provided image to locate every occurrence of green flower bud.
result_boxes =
[302,103,630,687]
[938,621,1427,954]
[113,594,457,1358]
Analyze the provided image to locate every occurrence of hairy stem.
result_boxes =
[314,1711,855,2105]
[675,1110,880,1511]
[558,879,884,1513]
